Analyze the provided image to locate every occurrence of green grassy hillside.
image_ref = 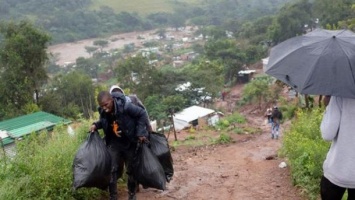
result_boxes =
[91,0,201,15]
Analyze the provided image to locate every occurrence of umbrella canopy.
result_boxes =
[264,28,355,99]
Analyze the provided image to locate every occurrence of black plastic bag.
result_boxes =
[133,142,166,190]
[72,131,111,190]
[149,132,174,182]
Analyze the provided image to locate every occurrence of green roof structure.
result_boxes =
[0,111,71,147]
[0,137,14,146]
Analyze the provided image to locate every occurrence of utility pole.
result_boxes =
[0,137,6,162]
[168,108,177,141]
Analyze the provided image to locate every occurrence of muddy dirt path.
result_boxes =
[119,116,303,200]
[118,85,304,200]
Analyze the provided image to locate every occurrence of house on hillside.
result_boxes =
[140,47,160,58]
[173,105,221,131]
[0,111,71,157]
[262,57,269,68]
[237,69,256,84]
[180,51,199,61]
[173,60,184,68]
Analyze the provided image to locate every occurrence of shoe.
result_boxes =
[166,175,173,183]
[128,193,136,200]
[109,187,118,200]
[109,195,117,200]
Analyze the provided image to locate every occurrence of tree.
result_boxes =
[207,26,227,40]
[144,95,167,122]
[313,0,353,27]
[0,0,9,15]
[114,55,160,99]
[169,13,186,30]
[75,57,98,78]
[183,60,224,100]
[114,55,190,102]
[147,12,170,26]
[156,28,166,39]
[204,39,236,60]
[118,12,142,28]
[238,16,274,45]
[241,75,274,109]
[162,95,186,113]
[40,71,96,119]
[267,0,313,44]
[144,94,187,128]
[93,39,109,52]
[337,4,355,32]
[203,38,253,84]
[123,43,135,53]
[84,46,98,56]
[0,21,50,119]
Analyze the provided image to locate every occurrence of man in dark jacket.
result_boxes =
[90,91,149,200]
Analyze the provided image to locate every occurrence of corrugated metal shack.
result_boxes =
[0,111,71,157]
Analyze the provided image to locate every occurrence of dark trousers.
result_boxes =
[321,176,355,200]
[108,142,137,199]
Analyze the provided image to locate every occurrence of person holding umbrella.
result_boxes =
[264,28,355,199]
[320,96,355,199]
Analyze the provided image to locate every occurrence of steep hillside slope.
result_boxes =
[90,0,201,14]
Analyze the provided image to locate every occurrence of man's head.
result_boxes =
[109,85,125,95]
[98,91,114,113]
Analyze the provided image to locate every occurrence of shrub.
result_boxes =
[213,133,232,144]
[215,112,246,130]
[184,135,196,141]
[232,127,244,134]
[242,127,262,134]
[281,104,298,120]
[278,97,298,120]
[216,119,230,129]
[0,121,106,200]
[227,113,246,124]
[239,75,274,107]
[280,108,330,200]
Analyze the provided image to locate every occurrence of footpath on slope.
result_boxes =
[117,84,304,200]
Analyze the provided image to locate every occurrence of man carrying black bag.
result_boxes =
[90,91,149,200]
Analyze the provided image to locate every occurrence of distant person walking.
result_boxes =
[270,106,282,139]
[320,96,355,200]
[221,85,229,101]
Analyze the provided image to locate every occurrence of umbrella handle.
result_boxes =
[286,75,297,89]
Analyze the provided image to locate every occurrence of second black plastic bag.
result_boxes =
[149,132,174,182]
[133,142,166,190]
[72,131,111,190]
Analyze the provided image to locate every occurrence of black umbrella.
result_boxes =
[264,28,355,99]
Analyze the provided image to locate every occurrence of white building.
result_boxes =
[173,105,220,131]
